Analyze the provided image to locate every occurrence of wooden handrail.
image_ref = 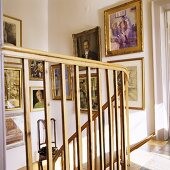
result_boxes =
[53,90,121,162]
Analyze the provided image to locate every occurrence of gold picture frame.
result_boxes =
[104,0,143,56]
[108,57,145,110]
[29,60,44,81]
[3,15,22,47]
[30,87,44,112]
[72,27,101,61]
[79,73,98,112]
[4,67,22,111]
[51,64,73,100]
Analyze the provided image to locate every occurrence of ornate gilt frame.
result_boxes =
[4,67,22,111]
[104,0,143,56]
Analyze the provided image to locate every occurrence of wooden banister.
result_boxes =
[53,90,121,162]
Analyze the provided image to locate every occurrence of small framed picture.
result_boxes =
[79,73,98,112]
[5,114,25,149]
[72,27,101,61]
[29,60,44,80]
[51,64,73,100]
[108,57,145,110]
[4,67,22,111]
[30,87,44,112]
[3,15,22,47]
[104,0,143,56]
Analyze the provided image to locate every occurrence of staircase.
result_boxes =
[1,45,130,170]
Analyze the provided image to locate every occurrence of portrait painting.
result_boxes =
[51,64,72,100]
[29,60,44,80]
[108,57,144,110]
[72,27,101,61]
[104,0,142,56]
[6,114,24,149]
[30,87,44,112]
[79,74,98,112]
[4,67,22,111]
[3,15,22,47]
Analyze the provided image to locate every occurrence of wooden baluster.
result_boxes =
[125,74,130,166]
[102,111,106,169]
[113,70,121,170]
[23,59,33,170]
[60,63,69,170]
[120,72,127,170]
[74,65,82,170]
[106,69,114,170]
[87,67,94,170]
[97,68,104,170]
[94,119,97,170]
[73,139,77,170]
[43,61,53,169]
[87,127,90,169]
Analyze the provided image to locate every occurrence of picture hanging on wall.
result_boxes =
[79,73,98,112]
[51,64,73,100]
[108,57,145,110]
[104,0,143,56]
[3,15,22,47]
[30,87,44,112]
[5,114,25,149]
[29,60,44,81]
[4,67,22,111]
[72,27,101,61]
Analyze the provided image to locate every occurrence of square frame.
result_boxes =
[79,73,98,112]
[108,57,145,110]
[29,60,44,81]
[72,27,101,61]
[5,114,25,150]
[104,0,143,56]
[51,64,73,100]
[3,15,22,47]
[30,87,44,112]
[4,67,22,111]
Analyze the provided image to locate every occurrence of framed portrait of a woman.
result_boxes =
[104,0,143,56]
[30,87,44,112]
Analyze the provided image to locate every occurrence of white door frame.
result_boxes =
[0,0,6,169]
[152,0,170,140]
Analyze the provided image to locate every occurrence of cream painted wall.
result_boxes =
[48,0,155,146]
[3,0,48,51]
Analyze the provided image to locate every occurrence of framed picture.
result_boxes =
[72,27,101,61]
[4,67,22,111]
[5,114,24,149]
[30,87,44,112]
[108,57,145,110]
[3,15,22,47]
[51,64,73,100]
[104,0,143,56]
[29,60,44,80]
[79,73,98,112]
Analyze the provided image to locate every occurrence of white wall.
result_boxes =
[3,0,48,169]
[48,0,155,145]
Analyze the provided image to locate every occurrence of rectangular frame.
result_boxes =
[3,15,22,47]
[4,67,22,111]
[29,60,44,81]
[72,26,101,61]
[5,114,25,150]
[79,73,98,112]
[30,87,44,112]
[108,57,145,110]
[51,64,73,100]
[104,0,143,56]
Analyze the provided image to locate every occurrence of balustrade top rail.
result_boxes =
[1,45,129,76]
